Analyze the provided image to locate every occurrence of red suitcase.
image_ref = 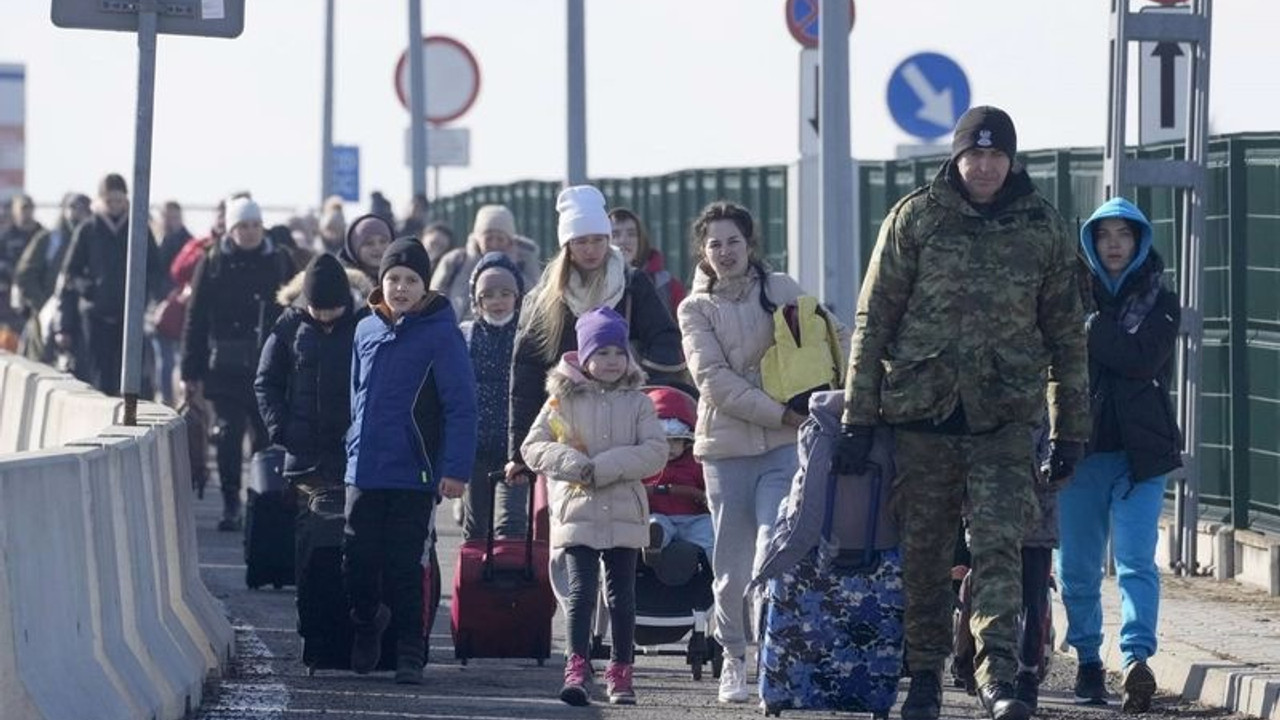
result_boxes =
[451,471,555,665]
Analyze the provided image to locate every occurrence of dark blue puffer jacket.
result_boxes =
[255,297,361,482]
[461,252,525,456]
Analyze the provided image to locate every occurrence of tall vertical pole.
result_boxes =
[1176,0,1212,575]
[819,0,854,323]
[408,0,428,198]
[566,0,587,186]
[120,2,159,424]
[320,0,334,204]
[1103,0,1129,199]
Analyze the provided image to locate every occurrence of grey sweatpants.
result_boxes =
[703,443,798,660]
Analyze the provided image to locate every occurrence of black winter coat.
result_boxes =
[180,239,294,398]
[1086,254,1183,483]
[57,213,162,335]
[507,267,685,464]
[255,305,360,481]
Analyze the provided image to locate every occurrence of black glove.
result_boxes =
[1041,440,1085,489]
[834,424,875,475]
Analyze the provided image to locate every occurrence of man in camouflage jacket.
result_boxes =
[836,106,1089,720]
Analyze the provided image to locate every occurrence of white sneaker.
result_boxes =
[718,656,750,703]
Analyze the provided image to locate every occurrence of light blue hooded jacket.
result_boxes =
[1079,197,1154,296]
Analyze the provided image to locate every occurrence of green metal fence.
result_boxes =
[433,132,1280,533]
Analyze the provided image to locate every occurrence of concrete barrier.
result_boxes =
[0,353,233,720]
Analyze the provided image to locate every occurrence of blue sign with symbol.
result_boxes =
[331,145,360,202]
[886,52,970,140]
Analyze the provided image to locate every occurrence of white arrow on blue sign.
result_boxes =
[331,145,360,203]
[886,52,970,141]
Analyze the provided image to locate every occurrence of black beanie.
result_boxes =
[951,106,1017,161]
[303,254,351,309]
[379,237,432,284]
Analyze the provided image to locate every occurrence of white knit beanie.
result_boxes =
[225,196,262,230]
[472,204,516,239]
[555,185,611,246]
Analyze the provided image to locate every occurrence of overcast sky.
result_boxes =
[2,1,1275,226]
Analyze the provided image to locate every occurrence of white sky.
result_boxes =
[2,1,1277,227]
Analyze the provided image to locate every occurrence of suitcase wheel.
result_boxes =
[536,658,545,667]
[873,713,890,720]
[273,582,285,590]
[763,702,782,717]
[709,639,724,679]
[459,658,468,666]
[306,665,316,677]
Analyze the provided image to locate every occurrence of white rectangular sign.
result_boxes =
[1138,6,1190,146]
[404,126,471,168]
[0,64,25,199]
[799,49,819,157]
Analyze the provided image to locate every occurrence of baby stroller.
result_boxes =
[590,539,722,680]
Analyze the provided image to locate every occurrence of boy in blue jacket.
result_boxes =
[344,238,477,684]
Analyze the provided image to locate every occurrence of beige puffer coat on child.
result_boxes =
[521,352,667,550]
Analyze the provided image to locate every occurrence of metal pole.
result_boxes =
[1103,0,1129,198]
[819,0,854,323]
[1177,0,1211,575]
[408,0,427,198]
[320,0,334,204]
[120,2,159,424]
[566,0,587,186]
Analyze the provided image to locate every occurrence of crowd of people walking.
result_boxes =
[0,104,1180,718]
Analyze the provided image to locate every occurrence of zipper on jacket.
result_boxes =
[410,361,436,483]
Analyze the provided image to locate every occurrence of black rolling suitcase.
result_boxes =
[296,486,442,675]
[244,447,296,589]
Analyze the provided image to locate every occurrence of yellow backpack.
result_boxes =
[761,296,845,410]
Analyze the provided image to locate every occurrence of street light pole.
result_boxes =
[566,0,587,186]
[320,0,334,204]
[408,0,428,198]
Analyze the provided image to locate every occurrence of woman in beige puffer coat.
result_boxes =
[521,307,666,706]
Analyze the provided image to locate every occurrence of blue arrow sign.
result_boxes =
[886,52,970,140]
[331,145,360,203]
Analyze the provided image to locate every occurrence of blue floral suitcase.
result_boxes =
[759,464,905,718]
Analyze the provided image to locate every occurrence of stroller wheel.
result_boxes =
[709,638,724,679]
[590,634,610,660]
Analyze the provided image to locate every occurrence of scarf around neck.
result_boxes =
[563,248,626,318]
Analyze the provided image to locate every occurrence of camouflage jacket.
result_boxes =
[842,165,1090,442]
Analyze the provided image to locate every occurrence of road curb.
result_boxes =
[1051,596,1280,719]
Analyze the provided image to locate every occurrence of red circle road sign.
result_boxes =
[394,35,481,125]
[785,0,855,49]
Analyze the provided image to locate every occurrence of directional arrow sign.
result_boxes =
[1138,5,1189,145]
[886,52,970,141]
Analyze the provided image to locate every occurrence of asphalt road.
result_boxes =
[190,486,1240,720]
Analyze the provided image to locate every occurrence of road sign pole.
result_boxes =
[819,0,855,323]
[120,1,159,425]
[408,0,428,199]
[566,0,587,186]
[320,0,334,203]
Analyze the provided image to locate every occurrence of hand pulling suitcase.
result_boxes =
[297,486,442,675]
[244,447,295,590]
[759,461,905,718]
[451,471,555,665]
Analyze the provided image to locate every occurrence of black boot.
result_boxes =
[349,604,391,675]
[1014,671,1040,715]
[901,670,943,720]
[217,493,242,532]
[395,634,425,685]
[1074,661,1110,705]
[979,681,1031,720]
[1121,660,1156,714]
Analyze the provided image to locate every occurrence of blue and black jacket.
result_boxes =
[1079,197,1183,482]
[345,289,478,492]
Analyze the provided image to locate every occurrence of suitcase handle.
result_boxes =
[822,460,883,571]
[484,470,537,583]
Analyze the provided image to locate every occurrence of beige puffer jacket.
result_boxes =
[678,267,806,461]
[521,353,667,550]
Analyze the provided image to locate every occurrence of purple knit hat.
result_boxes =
[576,307,629,364]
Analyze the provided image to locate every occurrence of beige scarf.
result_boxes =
[563,247,626,318]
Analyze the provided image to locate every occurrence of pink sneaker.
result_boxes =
[605,662,636,705]
[559,654,593,706]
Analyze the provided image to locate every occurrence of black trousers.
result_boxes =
[563,545,638,664]
[210,391,269,513]
[343,487,432,660]
[1019,546,1054,671]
